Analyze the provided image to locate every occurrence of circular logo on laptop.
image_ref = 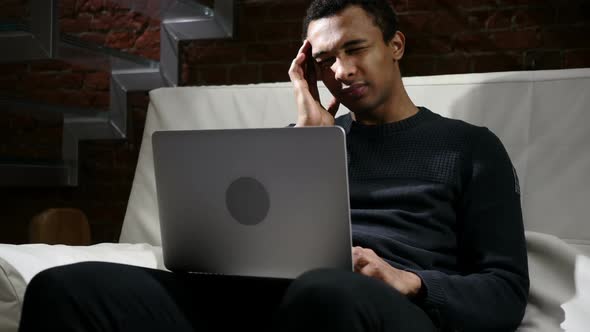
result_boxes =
[226,177,270,226]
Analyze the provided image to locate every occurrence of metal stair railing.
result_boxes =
[0,0,235,186]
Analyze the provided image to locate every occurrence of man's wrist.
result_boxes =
[295,116,309,127]
[404,271,423,298]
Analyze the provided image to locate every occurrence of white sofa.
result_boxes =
[1,68,589,331]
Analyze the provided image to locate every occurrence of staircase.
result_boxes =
[0,0,235,186]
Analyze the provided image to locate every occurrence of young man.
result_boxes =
[288,0,529,330]
[18,1,528,331]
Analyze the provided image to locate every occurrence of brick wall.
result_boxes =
[0,91,148,244]
[1,0,159,105]
[183,0,590,85]
[1,0,589,244]
[0,0,29,20]
[59,0,161,60]
[0,0,156,244]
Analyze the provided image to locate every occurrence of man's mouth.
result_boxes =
[340,83,368,98]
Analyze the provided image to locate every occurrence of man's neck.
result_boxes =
[351,85,418,126]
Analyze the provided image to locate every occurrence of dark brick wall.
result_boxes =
[0,0,157,244]
[0,92,148,244]
[0,0,589,244]
[182,0,590,85]
[59,0,161,60]
[0,0,29,20]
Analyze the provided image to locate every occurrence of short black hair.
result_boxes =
[302,0,399,42]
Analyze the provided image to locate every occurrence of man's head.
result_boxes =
[302,0,406,119]
[302,0,399,44]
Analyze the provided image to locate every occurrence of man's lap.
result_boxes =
[20,262,436,332]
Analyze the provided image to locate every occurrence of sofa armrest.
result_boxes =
[0,255,25,332]
[0,243,165,332]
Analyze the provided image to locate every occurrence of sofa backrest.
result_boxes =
[119,69,590,255]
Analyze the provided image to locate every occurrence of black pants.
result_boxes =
[19,262,436,332]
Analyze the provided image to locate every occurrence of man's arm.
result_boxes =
[354,128,529,331]
[411,128,529,331]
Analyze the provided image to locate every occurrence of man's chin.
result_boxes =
[345,102,375,118]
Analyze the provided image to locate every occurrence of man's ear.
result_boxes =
[388,31,405,61]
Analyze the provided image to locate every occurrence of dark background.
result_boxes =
[1,0,588,244]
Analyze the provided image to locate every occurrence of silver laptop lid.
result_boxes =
[152,126,352,279]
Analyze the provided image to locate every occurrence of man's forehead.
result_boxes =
[307,24,347,57]
[306,6,378,57]
[307,8,358,40]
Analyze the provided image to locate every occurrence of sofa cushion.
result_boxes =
[119,70,590,254]
[560,255,590,331]
[0,233,584,332]
[518,231,579,331]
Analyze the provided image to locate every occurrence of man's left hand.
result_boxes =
[352,246,422,297]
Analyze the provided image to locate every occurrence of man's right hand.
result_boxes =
[288,40,340,127]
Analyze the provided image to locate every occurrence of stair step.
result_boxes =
[0,159,72,187]
[0,0,235,187]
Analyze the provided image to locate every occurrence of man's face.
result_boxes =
[306,5,400,115]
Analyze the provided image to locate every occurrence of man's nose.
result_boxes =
[332,58,357,81]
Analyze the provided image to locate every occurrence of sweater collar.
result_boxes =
[337,107,436,136]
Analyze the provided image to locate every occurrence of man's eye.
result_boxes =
[346,47,365,54]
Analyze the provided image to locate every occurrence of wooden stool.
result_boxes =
[29,208,92,245]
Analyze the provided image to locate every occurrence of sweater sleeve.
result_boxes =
[412,128,529,331]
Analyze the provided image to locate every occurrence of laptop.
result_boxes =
[152,126,352,279]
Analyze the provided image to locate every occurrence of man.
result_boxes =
[288,1,529,331]
[19,1,528,331]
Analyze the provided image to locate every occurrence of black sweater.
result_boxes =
[335,108,529,331]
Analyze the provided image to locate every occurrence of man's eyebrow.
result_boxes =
[312,39,367,59]
[342,39,368,48]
